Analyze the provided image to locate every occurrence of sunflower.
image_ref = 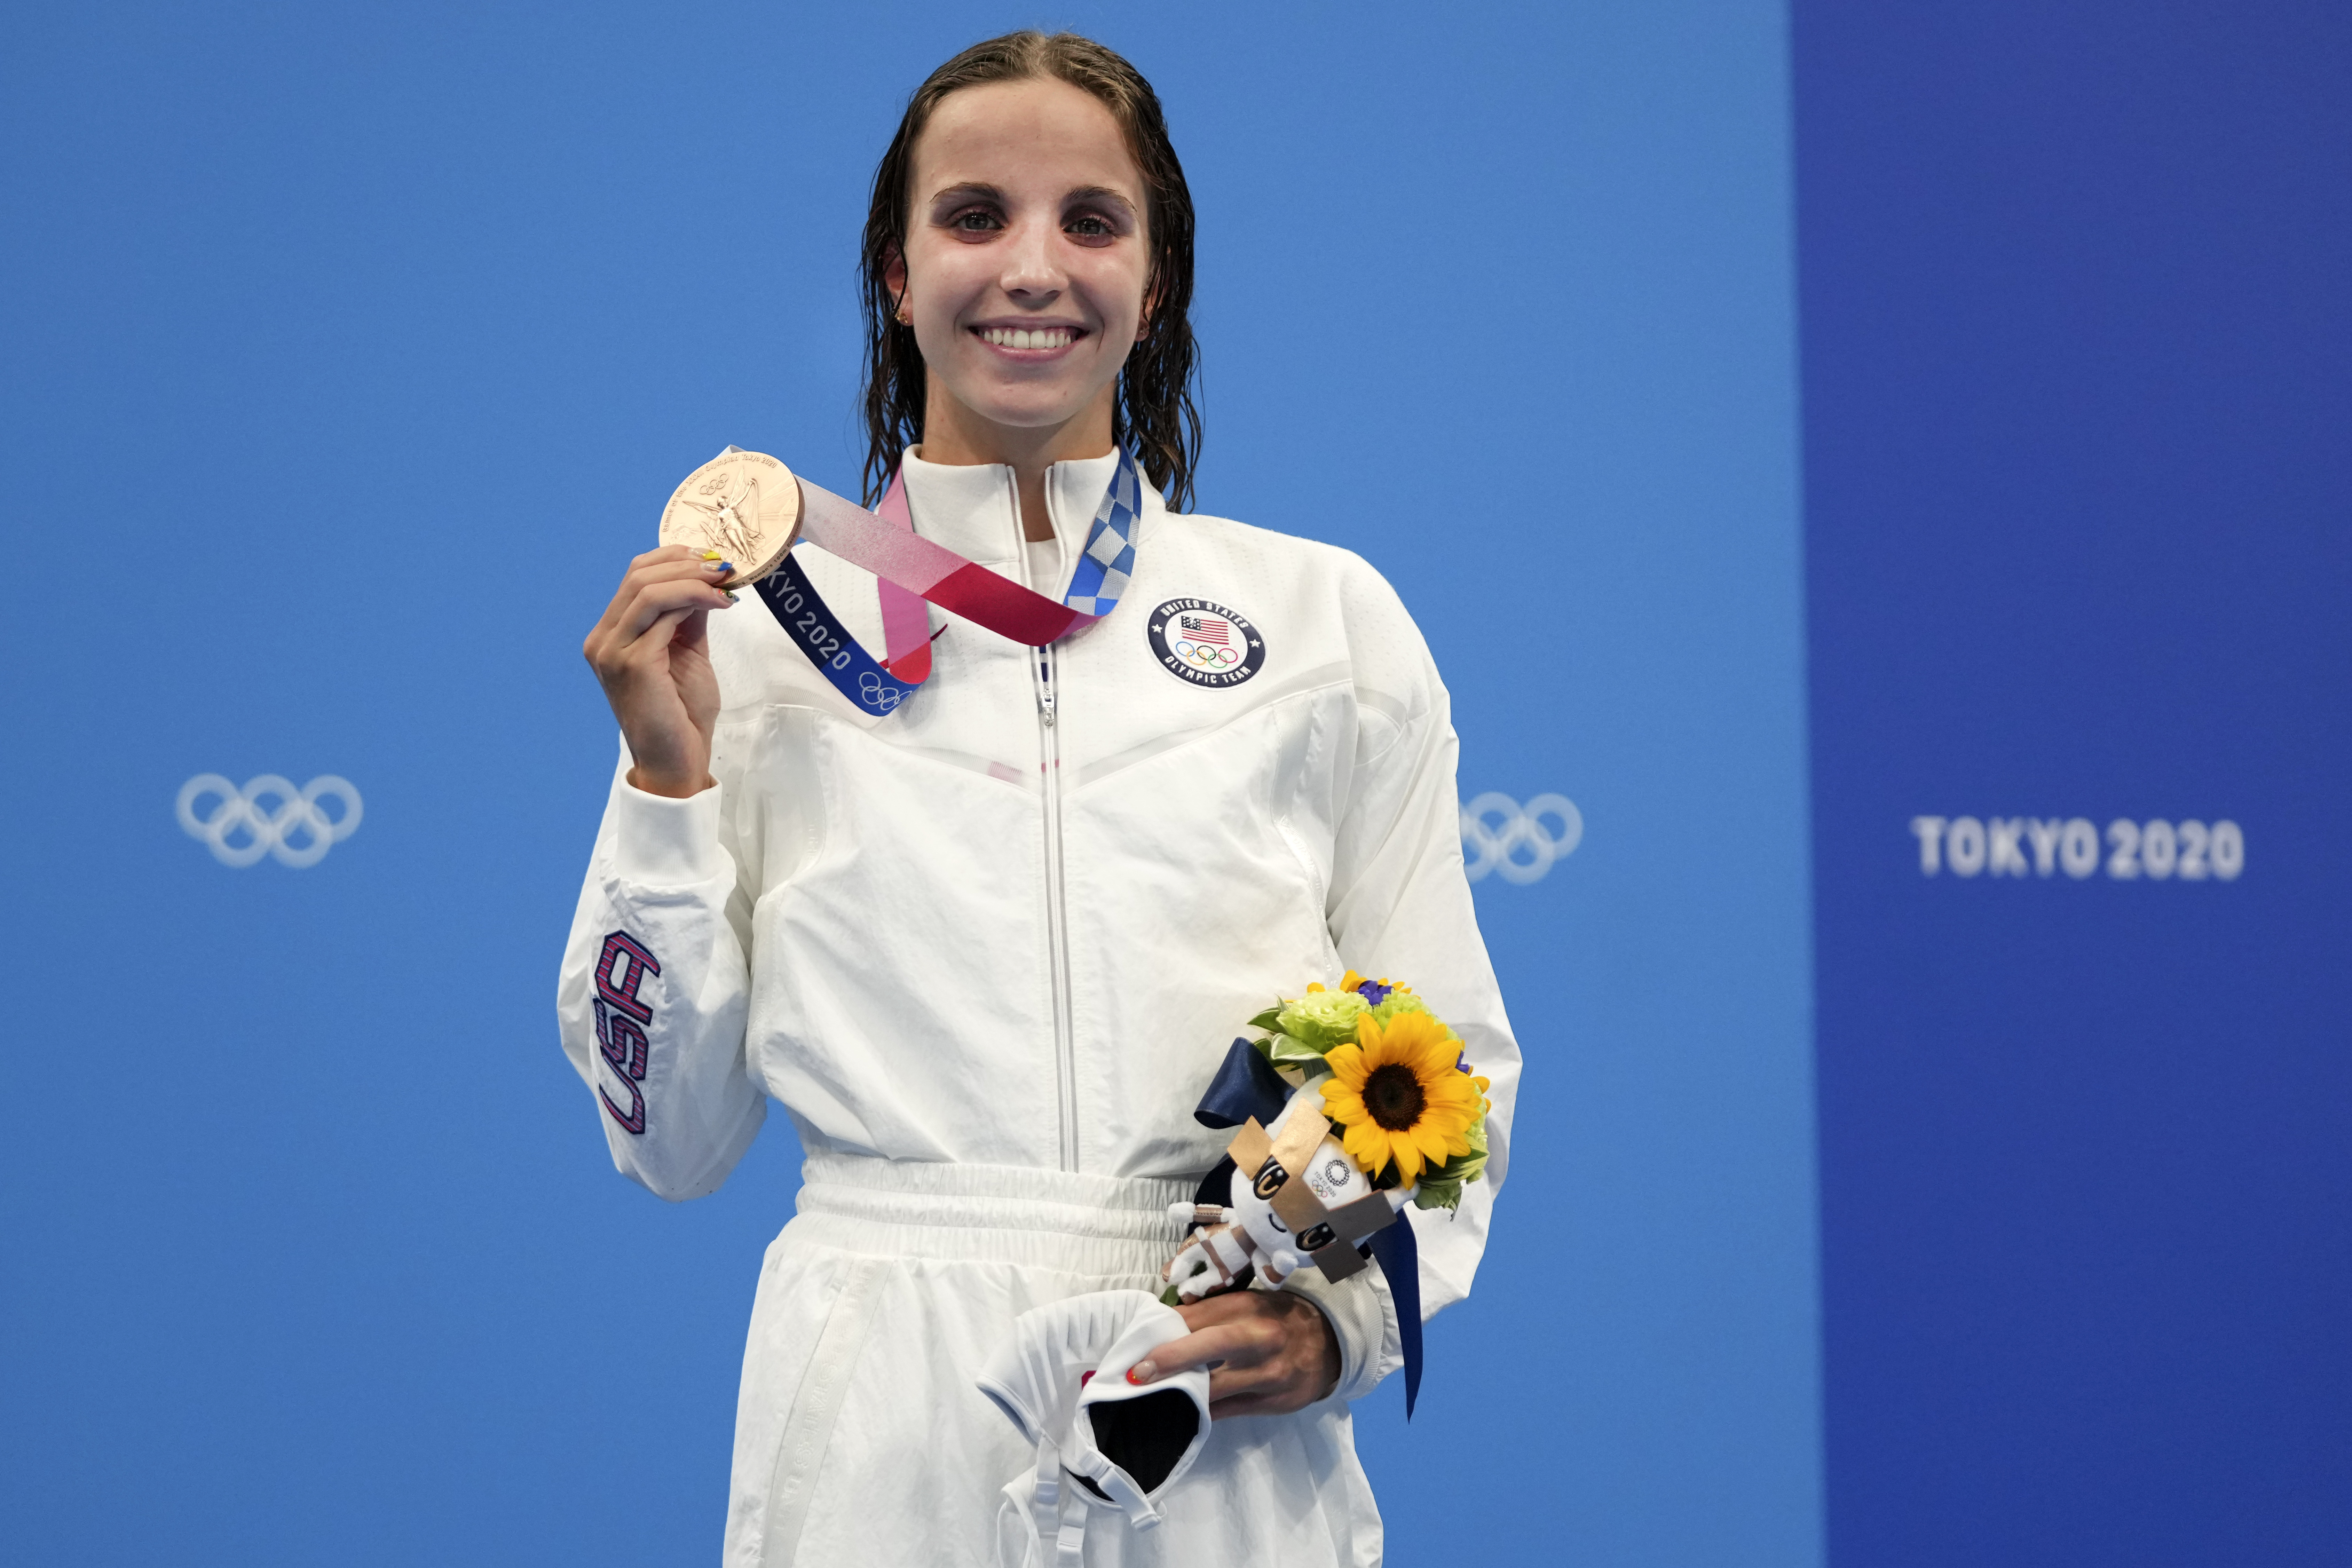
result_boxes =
[1317,1010,1485,1186]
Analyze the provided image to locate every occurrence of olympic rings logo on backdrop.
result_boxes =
[1460,792,1582,885]
[176,775,363,868]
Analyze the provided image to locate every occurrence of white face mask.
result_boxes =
[977,1289,1212,1531]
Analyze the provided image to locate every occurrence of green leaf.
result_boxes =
[1412,1177,1466,1211]
[1246,1005,1284,1034]
[1420,1150,1487,1194]
[1261,1032,1334,1074]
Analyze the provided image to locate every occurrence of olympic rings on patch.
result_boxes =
[1460,792,1581,885]
[1173,641,1240,668]
[856,671,908,712]
[176,774,363,868]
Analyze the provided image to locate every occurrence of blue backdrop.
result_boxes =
[1796,4,2352,1564]
[7,2,1809,1563]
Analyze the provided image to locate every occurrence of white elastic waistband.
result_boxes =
[789,1153,1196,1277]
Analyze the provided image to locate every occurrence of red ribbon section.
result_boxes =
[794,479,1099,649]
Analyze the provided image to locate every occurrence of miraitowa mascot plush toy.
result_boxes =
[1162,1076,1411,1301]
[974,1043,1413,1567]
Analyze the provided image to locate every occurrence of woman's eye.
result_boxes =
[1066,214,1111,238]
[952,210,1001,232]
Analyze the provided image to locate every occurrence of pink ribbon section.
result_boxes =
[871,474,933,683]
[794,479,1098,649]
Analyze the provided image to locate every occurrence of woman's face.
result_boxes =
[887,77,1151,447]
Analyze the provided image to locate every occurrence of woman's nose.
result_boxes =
[997,215,1065,299]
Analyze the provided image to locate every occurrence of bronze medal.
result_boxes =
[657,448,802,588]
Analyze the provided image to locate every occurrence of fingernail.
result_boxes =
[1126,1361,1156,1385]
[725,591,740,604]
[709,560,735,574]
[701,549,722,560]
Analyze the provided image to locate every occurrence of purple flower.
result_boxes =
[1353,978,1392,1006]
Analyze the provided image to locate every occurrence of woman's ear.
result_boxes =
[883,244,910,324]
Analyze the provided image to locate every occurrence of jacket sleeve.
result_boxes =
[1284,561,1524,1403]
[555,753,765,1201]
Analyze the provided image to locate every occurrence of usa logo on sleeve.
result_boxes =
[1146,598,1266,688]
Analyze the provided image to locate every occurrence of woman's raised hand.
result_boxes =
[583,546,737,798]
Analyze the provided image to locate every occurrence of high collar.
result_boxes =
[897,447,1162,568]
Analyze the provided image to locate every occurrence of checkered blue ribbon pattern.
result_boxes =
[1059,448,1140,617]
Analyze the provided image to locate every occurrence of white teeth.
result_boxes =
[981,327,1072,349]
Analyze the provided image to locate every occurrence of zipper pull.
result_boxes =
[1037,656,1057,727]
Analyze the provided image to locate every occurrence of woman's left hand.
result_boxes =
[1131,1290,1340,1419]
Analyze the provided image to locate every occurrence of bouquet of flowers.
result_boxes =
[1164,972,1493,1307]
[1252,971,1493,1212]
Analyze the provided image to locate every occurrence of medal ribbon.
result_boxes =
[754,449,1143,717]
[871,472,932,683]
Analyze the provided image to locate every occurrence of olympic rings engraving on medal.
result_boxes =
[176,774,363,868]
[1460,792,1581,885]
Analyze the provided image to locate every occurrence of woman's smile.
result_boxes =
[972,322,1085,356]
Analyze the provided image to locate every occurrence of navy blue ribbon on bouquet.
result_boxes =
[1193,1039,1427,1418]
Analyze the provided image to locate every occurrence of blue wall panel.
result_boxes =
[1794,5,2352,1562]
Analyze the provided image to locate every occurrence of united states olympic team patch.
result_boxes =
[1147,598,1266,688]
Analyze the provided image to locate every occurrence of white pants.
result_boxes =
[724,1153,1384,1566]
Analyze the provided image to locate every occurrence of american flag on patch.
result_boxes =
[1179,614,1230,644]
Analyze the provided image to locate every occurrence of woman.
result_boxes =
[562,30,1519,1566]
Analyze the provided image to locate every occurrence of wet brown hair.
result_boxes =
[859,31,1202,509]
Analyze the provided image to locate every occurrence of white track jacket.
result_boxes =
[557,448,1520,1457]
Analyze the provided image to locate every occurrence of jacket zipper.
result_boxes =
[1018,473,1081,1173]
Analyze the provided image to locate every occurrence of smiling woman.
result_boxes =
[565,28,1520,1568]
[882,75,1153,544]
[861,31,1201,523]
